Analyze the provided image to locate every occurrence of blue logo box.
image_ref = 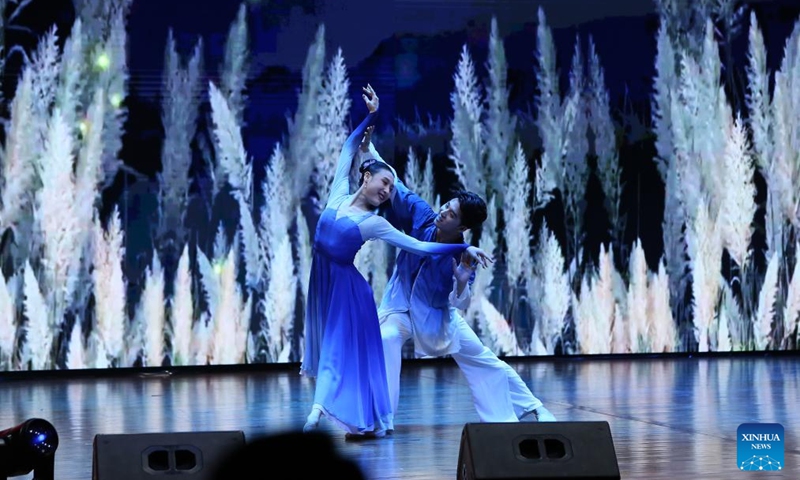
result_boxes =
[737,423,784,472]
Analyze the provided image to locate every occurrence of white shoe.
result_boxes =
[303,407,322,432]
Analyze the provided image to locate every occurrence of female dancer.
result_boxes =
[300,85,490,438]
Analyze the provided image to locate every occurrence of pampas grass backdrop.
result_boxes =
[0,0,798,371]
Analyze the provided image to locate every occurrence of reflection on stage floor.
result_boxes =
[1,354,797,479]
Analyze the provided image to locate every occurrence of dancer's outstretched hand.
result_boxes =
[363,84,379,113]
[464,246,494,269]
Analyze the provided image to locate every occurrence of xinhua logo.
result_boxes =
[737,423,784,471]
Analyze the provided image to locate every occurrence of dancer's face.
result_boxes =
[363,170,395,207]
[434,198,466,236]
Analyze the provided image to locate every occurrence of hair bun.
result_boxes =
[359,158,377,173]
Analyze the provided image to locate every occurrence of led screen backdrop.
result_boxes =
[1,0,799,372]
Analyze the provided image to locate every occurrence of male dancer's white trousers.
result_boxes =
[379,310,543,423]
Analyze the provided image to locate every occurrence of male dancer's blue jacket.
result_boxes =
[377,178,474,357]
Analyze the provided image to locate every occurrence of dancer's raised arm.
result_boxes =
[359,214,490,266]
[326,84,380,208]
[359,128,435,235]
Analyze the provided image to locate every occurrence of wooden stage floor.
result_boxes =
[1,354,798,479]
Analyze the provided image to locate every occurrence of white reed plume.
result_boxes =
[210,248,249,365]
[746,11,785,258]
[72,90,107,321]
[259,144,292,256]
[196,247,220,319]
[534,7,576,207]
[65,318,87,370]
[626,239,649,352]
[588,35,619,232]
[210,77,263,291]
[763,74,790,258]
[422,149,440,210]
[29,27,60,147]
[139,254,166,367]
[611,304,627,354]
[240,295,253,362]
[671,56,704,223]
[295,206,312,301]
[208,3,248,196]
[574,246,615,354]
[697,20,728,218]
[483,16,516,200]
[745,11,772,171]
[404,146,423,193]
[720,283,747,350]
[648,261,676,352]
[754,251,779,350]
[221,3,249,126]
[21,261,51,371]
[354,239,389,305]
[466,196,497,331]
[573,277,597,354]
[0,69,36,242]
[312,47,351,206]
[169,244,193,365]
[158,31,203,243]
[504,142,532,288]
[87,331,108,369]
[652,21,687,315]
[0,273,17,369]
[716,298,732,352]
[209,80,253,203]
[259,144,298,361]
[717,114,756,267]
[73,0,133,53]
[213,223,228,263]
[288,24,325,205]
[563,35,589,227]
[191,313,211,366]
[477,296,519,356]
[55,18,84,130]
[652,20,676,182]
[529,221,570,355]
[783,243,800,345]
[593,245,616,353]
[74,87,107,232]
[770,70,799,228]
[92,206,126,365]
[37,109,82,325]
[260,230,297,362]
[449,44,486,196]
[236,191,265,291]
[88,3,130,189]
[404,146,439,209]
[687,201,722,352]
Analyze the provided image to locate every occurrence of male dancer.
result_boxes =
[359,133,556,424]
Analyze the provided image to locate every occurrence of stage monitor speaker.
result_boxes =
[457,421,620,480]
[92,430,245,480]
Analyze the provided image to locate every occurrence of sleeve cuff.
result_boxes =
[449,277,471,310]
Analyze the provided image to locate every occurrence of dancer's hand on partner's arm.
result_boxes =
[360,125,374,153]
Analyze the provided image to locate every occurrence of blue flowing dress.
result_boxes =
[300,110,470,436]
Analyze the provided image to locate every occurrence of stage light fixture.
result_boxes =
[0,418,59,480]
